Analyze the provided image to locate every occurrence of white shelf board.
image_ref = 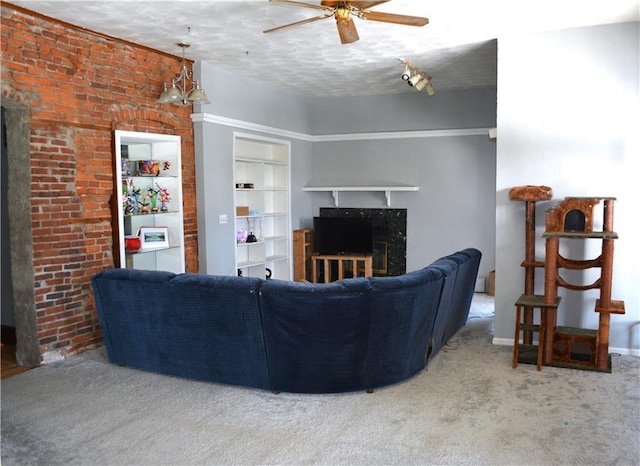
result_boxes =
[303,186,419,207]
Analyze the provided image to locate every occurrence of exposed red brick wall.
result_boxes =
[1,3,199,360]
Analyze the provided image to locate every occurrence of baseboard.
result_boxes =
[492,337,640,356]
[609,346,640,357]
[492,337,514,347]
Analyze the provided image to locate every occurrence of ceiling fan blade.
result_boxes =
[272,0,334,12]
[336,18,359,44]
[264,13,334,34]
[359,11,428,27]
[321,1,388,8]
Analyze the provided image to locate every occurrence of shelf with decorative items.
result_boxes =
[234,132,291,280]
[114,130,185,274]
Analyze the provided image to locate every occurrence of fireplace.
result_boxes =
[319,208,407,276]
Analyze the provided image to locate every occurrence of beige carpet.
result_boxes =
[2,294,638,466]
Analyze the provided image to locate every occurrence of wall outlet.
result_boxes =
[219,214,228,224]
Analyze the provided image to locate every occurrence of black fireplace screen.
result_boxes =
[319,208,407,276]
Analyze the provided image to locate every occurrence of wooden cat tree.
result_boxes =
[511,190,624,372]
[509,185,553,353]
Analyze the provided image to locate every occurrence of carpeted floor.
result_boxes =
[466,292,495,319]
[2,294,638,466]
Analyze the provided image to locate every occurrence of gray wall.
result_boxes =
[307,135,496,275]
[195,62,312,134]
[194,62,314,275]
[307,88,497,134]
[494,22,640,354]
[303,89,496,278]
[194,59,496,279]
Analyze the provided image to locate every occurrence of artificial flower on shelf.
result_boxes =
[140,183,171,213]
[139,187,159,212]
[122,178,140,215]
[157,184,171,212]
[121,178,171,214]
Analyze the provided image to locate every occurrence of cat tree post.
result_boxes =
[509,185,552,344]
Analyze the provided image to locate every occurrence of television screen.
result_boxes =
[313,216,374,255]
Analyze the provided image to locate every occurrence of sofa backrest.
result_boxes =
[366,266,445,387]
[426,257,459,360]
[258,277,374,393]
[443,248,482,343]
[259,268,444,393]
[91,247,480,394]
[92,269,270,390]
[91,268,175,365]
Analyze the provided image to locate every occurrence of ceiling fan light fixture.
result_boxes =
[335,5,351,20]
[263,1,428,46]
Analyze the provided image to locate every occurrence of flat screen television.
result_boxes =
[313,216,374,255]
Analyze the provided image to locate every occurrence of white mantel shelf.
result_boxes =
[303,186,419,207]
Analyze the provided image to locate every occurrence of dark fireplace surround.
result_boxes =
[319,208,407,276]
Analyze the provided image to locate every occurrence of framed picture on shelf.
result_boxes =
[138,227,169,250]
[136,160,161,176]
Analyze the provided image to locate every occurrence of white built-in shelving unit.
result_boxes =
[234,132,291,280]
[114,130,185,273]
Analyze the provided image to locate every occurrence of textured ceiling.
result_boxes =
[6,0,640,97]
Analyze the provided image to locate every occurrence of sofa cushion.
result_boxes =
[444,248,482,342]
[92,268,176,365]
[426,257,459,360]
[366,267,444,387]
[259,277,374,393]
[92,270,270,390]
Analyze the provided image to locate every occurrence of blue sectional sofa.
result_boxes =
[91,248,481,394]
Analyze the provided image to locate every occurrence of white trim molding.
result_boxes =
[191,113,312,141]
[192,112,491,143]
[312,127,490,142]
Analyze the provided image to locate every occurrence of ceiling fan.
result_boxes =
[263,1,429,45]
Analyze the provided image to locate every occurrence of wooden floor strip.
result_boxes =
[1,344,32,379]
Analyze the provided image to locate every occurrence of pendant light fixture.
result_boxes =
[157,42,210,106]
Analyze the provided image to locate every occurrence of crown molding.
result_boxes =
[191,113,312,141]
[192,112,491,142]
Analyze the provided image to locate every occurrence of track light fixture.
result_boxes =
[398,59,436,96]
[414,73,427,91]
[157,42,210,106]
[408,68,422,87]
[401,63,411,81]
